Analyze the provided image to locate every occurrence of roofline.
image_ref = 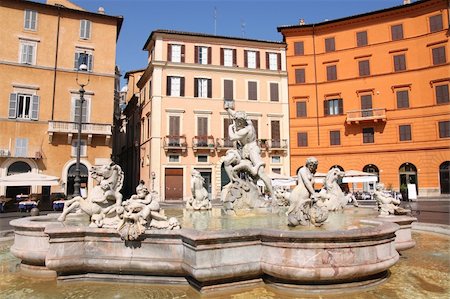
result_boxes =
[277,0,435,32]
[142,29,285,51]
[124,68,146,79]
[16,0,123,38]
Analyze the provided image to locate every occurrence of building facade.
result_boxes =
[279,0,449,198]
[133,30,290,200]
[0,0,122,202]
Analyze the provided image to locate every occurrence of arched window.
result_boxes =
[399,162,418,196]
[439,161,450,194]
[7,161,31,175]
[363,164,379,192]
[330,165,344,171]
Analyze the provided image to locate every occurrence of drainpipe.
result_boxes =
[312,24,320,145]
[51,7,61,120]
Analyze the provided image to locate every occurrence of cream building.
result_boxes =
[134,30,289,200]
[0,0,122,204]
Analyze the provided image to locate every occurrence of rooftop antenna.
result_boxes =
[214,6,217,35]
[241,19,246,37]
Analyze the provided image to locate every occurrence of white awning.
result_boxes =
[0,172,60,186]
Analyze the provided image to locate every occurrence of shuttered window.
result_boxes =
[432,46,446,65]
[295,69,305,83]
[74,52,93,71]
[24,10,37,30]
[399,125,412,141]
[251,119,258,139]
[396,90,409,108]
[296,101,307,117]
[20,42,36,65]
[297,132,308,147]
[222,48,235,66]
[195,46,210,64]
[391,24,403,40]
[15,138,28,157]
[224,80,233,100]
[266,52,281,70]
[194,78,212,98]
[326,65,337,81]
[270,83,279,102]
[197,117,208,146]
[436,84,449,104]
[245,50,260,69]
[80,19,91,39]
[325,37,335,52]
[9,93,39,120]
[429,14,443,33]
[169,44,184,63]
[294,41,304,55]
[356,31,367,47]
[72,97,89,123]
[167,76,185,96]
[271,120,281,147]
[330,131,341,145]
[393,54,406,72]
[358,60,370,77]
[223,118,232,146]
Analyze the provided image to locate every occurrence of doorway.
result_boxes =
[439,161,450,194]
[165,168,183,200]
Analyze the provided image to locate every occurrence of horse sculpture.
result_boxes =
[57,163,124,224]
[318,168,350,211]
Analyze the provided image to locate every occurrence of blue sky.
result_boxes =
[69,0,404,86]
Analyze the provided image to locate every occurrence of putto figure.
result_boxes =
[373,183,409,216]
[186,169,212,210]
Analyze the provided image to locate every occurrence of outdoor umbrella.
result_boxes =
[0,172,60,186]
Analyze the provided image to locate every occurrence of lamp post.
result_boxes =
[73,61,90,197]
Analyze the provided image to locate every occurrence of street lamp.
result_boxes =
[73,58,90,197]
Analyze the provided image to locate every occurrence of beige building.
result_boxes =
[0,0,122,203]
[132,30,289,200]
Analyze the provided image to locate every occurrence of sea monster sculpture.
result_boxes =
[186,169,212,210]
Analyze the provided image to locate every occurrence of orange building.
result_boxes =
[279,0,449,198]
[0,0,122,203]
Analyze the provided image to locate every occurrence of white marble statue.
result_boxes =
[186,170,212,210]
[221,106,272,210]
[373,183,408,216]
[318,168,349,211]
[287,157,328,227]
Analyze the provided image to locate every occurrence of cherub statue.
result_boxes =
[373,183,408,216]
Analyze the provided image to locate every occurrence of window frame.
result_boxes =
[296,101,307,118]
[396,89,410,109]
[269,82,279,102]
[432,46,446,65]
[295,68,305,84]
[74,50,94,71]
[167,76,185,97]
[325,37,335,52]
[438,121,450,138]
[330,130,341,146]
[435,84,449,104]
[326,65,337,81]
[362,127,375,144]
[194,78,212,98]
[24,9,37,31]
[247,50,257,69]
[356,31,368,47]
[247,81,258,101]
[80,19,92,40]
[324,98,343,116]
[358,59,370,77]
[297,132,308,147]
[393,54,406,72]
[399,124,412,141]
[294,41,304,55]
[19,40,37,65]
[429,14,443,33]
[71,139,87,157]
[71,95,91,123]
[391,24,403,41]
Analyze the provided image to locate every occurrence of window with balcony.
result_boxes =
[166,76,185,96]
[74,51,93,71]
[363,128,374,144]
[195,46,211,64]
[248,81,258,101]
[20,40,36,65]
[436,84,449,104]
[294,41,304,55]
[361,94,373,117]
[295,68,305,83]
[80,19,91,39]
[326,65,337,81]
[71,140,87,157]
[224,79,233,100]
[439,121,450,138]
[244,50,260,69]
[266,52,281,70]
[429,14,443,33]
[399,125,412,141]
[221,48,236,66]
[296,101,307,117]
[168,115,181,146]
[71,96,90,123]
[197,117,208,146]
[396,90,409,108]
[356,31,368,47]
[270,83,279,102]
[432,46,446,65]
[391,24,403,40]
[324,98,343,116]
[251,119,259,139]
[15,138,28,157]
[168,44,184,62]
[271,120,281,148]
[194,78,212,98]
[358,60,370,77]
[393,54,406,72]
[8,93,39,120]
[297,132,308,147]
[330,130,341,145]
[24,9,37,31]
[325,37,335,52]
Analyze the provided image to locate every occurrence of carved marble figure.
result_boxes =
[373,183,409,216]
[318,168,349,211]
[287,157,328,227]
[186,169,212,210]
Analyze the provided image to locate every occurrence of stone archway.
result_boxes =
[439,161,450,194]
[330,165,345,171]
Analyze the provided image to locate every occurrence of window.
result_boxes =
[245,50,259,69]
[168,115,181,142]
[169,155,180,162]
[439,121,450,138]
[324,99,343,116]
[248,81,258,100]
[436,84,449,104]
[194,78,212,98]
[271,156,281,164]
[267,52,280,70]
[396,90,409,108]
[399,125,412,141]
[166,76,185,96]
[363,128,374,144]
[168,44,184,63]
[358,60,370,77]
[272,168,281,174]
[356,31,367,47]
[295,68,305,83]
[195,46,210,64]
[271,120,281,148]
[391,24,403,40]
[197,155,208,163]
[71,96,90,123]
[270,83,279,102]
[24,10,37,30]
[251,119,259,139]
[429,14,443,33]
[71,140,87,157]
[20,41,36,65]
[393,54,406,72]
[294,41,304,55]
[224,79,233,100]
[15,138,28,157]
[80,19,91,39]
[432,46,446,65]
[296,101,307,117]
[326,65,337,81]
[361,94,373,117]
[8,93,39,120]
[330,130,341,145]
[297,132,308,147]
[197,117,208,146]
[221,48,236,66]
[74,51,93,71]
[325,37,335,52]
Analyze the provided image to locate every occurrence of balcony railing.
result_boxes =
[192,135,215,153]
[163,135,187,153]
[346,108,386,124]
[266,139,288,153]
[216,138,234,152]
[48,121,112,144]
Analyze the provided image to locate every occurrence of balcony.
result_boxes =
[0,148,43,159]
[48,121,112,145]
[346,108,386,124]
[0,149,10,157]
[266,139,288,154]
[163,135,187,153]
[192,135,215,153]
[216,138,234,152]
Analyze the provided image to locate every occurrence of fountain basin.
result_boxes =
[10,211,402,291]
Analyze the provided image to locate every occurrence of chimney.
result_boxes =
[299,19,305,25]
[403,0,411,4]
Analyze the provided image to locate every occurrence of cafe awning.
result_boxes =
[0,172,60,186]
